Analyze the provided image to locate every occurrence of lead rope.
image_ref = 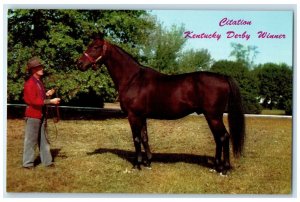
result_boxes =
[44,90,60,143]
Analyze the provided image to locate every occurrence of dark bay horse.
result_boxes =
[77,36,245,174]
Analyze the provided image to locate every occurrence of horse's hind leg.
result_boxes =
[141,119,152,168]
[205,115,231,174]
[222,131,231,171]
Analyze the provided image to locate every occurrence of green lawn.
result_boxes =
[261,109,286,115]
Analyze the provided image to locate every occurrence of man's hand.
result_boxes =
[46,89,55,97]
[50,98,61,105]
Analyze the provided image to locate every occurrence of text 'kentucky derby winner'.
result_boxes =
[183,17,286,41]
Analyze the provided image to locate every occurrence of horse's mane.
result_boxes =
[112,43,229,79]
[113,44,144,67]
[112,44,176,77]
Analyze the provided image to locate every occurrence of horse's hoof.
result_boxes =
[143,161,152,169]
[214,164,225,173]
[219,170,229,177]
[123,168,132,174]
[209,168,217,173]
[209,167,229,176]
[132,165,142,170]
[144,165,152,170]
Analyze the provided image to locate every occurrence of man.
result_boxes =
[23,57,61,169]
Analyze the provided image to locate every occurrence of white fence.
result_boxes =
[7,103,292,119]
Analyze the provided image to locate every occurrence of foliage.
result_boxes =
[253,63,293,115]
[177,49,213,73]
[229,42,259,69]
[141,24,187,74]
[7,10,293,115]
[211,60,262,114]
[7,9,156,104]
[283,99,292,115]
[141,23,213,74]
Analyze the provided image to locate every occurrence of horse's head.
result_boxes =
[77,35,108,71]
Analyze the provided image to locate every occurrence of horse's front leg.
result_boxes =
[141,119,152,168]
[128,113,143,170]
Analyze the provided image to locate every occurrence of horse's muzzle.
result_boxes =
[77,60,87,71]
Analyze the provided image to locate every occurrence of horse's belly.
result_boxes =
[147,111,191,120]
[146,102,198,120]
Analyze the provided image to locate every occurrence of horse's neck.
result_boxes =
[104,45,141,92]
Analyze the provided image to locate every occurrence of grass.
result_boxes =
[6,116,292,194]
[261,109,286,115]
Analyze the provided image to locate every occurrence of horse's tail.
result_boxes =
[227,77,245,158]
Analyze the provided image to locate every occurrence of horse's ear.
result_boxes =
[98,32,105,39]
[92,32,105,40]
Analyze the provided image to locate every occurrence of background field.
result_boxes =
[6,115,292,194]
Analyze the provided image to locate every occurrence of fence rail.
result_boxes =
[7,103,126,120]
[6,103,292,119]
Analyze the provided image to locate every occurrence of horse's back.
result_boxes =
[121,69,230,119]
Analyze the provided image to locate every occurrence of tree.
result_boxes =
[177,49,213,73]
[253,63,292,114]
[211,60,262,114]
[7,9,156,105]
[141,24,186,74]
[230,43,259,69]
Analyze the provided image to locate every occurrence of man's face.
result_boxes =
[32,66,44,76]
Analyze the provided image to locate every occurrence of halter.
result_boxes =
[83,41,107,69]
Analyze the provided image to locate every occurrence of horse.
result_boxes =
[77,35,245,174]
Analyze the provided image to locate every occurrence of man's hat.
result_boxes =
[26,57,43,72]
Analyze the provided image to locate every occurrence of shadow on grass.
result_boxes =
[33,148,65,166]
[86,148,215,169]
